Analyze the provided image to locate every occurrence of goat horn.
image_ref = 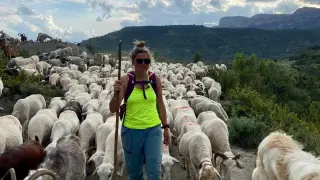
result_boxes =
[0,168,16,180]
[232,153,240,160]
[9,168,16,180]
[236,159,244,169]
[214,152,228,166]
[27,169,57,180]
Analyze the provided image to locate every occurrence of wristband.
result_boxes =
[161,124,169,129]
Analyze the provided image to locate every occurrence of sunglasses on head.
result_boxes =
[136,58,151,64]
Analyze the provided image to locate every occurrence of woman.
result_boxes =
[109,40,170,180]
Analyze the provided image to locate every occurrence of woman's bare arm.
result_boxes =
[109,75,127,113]
[155,75,168,126]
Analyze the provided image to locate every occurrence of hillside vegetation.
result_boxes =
[206,46,320,154]
[81,25,320,61]
[0,54,63,116]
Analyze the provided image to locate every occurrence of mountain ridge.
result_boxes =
[81,25,320,62]
[218,7,320,29]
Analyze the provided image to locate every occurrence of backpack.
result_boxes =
[119,71,158,121]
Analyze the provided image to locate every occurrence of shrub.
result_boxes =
[228,116,270,148]
[207,52,319,154]
[228,86,320,154]
[0,56,64,114]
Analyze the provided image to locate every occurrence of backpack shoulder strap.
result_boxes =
[124,71,135,103]
[148,71,158,98]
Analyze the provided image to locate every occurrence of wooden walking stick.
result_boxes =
[112,40,122,180]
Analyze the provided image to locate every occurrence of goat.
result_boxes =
[26,134,85,180]
[58,100,83,123]
[0,40,18,60]
[0,136,46,180]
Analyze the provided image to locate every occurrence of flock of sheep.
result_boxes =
[0,45,319,180]
[0,30,62,45]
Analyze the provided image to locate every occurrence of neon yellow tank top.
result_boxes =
[123,83,161,129]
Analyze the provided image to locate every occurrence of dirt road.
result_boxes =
[87,144,256,180]
[169,145,257,180]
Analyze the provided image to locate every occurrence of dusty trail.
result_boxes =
[87,144,257,180]
[169,145,256,180]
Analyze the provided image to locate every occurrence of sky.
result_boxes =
[1,0,320,43]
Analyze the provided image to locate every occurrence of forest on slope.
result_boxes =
[81,25,320,62]
[204,45,320,154]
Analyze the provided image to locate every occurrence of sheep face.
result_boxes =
[196,83,205,91]
[199,164,221,180]
[86,152,104,175]
[95,163,114,180]
[161,154,179,180]
[214,152,244,180]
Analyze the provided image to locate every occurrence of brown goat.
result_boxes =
[0,136,46,180]
[0,40,18,60]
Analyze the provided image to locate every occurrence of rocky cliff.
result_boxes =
[218,7,320,29]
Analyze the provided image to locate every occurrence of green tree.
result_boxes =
[192,52,201,63]
[153,52,160,60]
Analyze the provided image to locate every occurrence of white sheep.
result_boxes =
[25,94,46,119]
[59,73,72,91]
[11,98,30,127]
[89,84,103,99]
[168,99,190,119]
[79,112,103,153]
[93,127,125,180]
[45,110,80,154]
[11,94,46,129]
[176,122,201,144]
[202,77,215,91]
[174,84,187,99]
[0,115,23,153]
[82,99,100,115]
[20,68,39,77]
[208,81,222,102]
[27,108,58,146]
[74,92,92,107]
[86,115,117,175]
[49,97,66,113]
[49,73,60,86]
[161,129,179,180]
[172,105,197,138]
[197,111,218,125]
[68,84,88,93]
[36,61,51,76]
[188,132,221,180]
[190,96,228,122]
[220,64,227,72]
[201,117,244,180]
[7,56,37,68]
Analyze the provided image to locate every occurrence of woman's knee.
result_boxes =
[145,158,161,179]
[144,126,162,177]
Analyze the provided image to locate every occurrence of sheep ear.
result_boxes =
[171,157,179,163]
[170,133,175,138]
[35,136,40,142]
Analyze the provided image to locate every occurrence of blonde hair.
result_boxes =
[130,40,152,60]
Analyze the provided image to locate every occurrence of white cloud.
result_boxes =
[0,0,320,42]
